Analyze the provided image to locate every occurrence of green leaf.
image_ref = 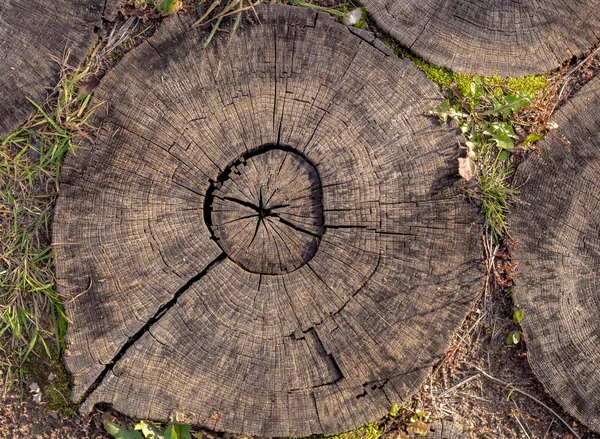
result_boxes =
[428,99,450,123]
[502,94,531,115]
[491,132,514,151]
[513,309,524,324]
[104,421,145,439]
[134,421,163,439]
[506,330,522,345]
[498,150,511,161]
[389,403,400,417]
[490,121,516,137]
[164,424,192,439]
[525,133,543,144]
[156,0,179,14]
[469,81,483,98]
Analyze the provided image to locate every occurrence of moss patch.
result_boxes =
[302,421,385,439]
[23,343,75,417]
[407,55,548,98]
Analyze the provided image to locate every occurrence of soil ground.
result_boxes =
[1,3,600,439]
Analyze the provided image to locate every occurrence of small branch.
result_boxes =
[474,366,582,439]
[563,46,600,80]
[438,373,480,398]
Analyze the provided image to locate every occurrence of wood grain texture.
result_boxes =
[362,0,600,76]
[0,0,114,138]
[54,5,482,436]
[510,76,600,432]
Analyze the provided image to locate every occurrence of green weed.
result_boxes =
[134,0,181,15]
[105,419,193,439]
[426,73,548,239]
[0,53,98,375]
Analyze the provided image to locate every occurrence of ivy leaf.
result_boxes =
[498,150,511,161]
[135,421,164,439]
[427,99,450,123]
[506,330,522,345]
[491,131,514,150]
[490,121,516,137]
[513,309,524,324]
[525,133,543,144]
[164,424,192,439]
[470,80,484,98]
[104,421,145,439]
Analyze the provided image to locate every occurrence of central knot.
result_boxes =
[206,147,324,275]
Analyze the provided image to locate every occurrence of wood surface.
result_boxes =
[54,5,482,436]
[511,76,600,432]
[0,0,114,138]
[362,0,600,76]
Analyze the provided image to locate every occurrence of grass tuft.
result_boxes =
[0,52,98,378]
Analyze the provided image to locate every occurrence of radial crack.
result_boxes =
[77,253,227,405]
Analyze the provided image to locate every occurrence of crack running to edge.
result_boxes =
[77,253,227,405]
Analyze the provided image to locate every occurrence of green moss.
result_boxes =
[45,361,75,417]
[25,345,75,417]
[300,421,385,439]
[407,55,548,98]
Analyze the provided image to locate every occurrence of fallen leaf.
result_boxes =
[202,412,222,429]
[406,420,429,436]
[458,156,475,181]
[79,75,100,96]
[343,8,362,26]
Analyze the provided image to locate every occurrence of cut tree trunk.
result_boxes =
[361,0,600,76]
[0,0,117,138]
[53,5,482,436]
[511,76,600,432]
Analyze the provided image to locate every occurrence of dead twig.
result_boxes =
[474,366,582,439]
[439,374,481,398]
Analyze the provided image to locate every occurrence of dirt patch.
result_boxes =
[386,237,600,439]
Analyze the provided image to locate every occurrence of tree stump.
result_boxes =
[0,0,115,138]
[361,0,600,76]
[54,5,482,436]
[511,76,600,432]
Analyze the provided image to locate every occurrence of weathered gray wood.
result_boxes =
[0,0,115,138]
[54,5,482,436]
[511,76,600,432]
[362,0,600,76]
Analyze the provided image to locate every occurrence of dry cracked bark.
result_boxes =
[0,0,118,138]
[53,5,482,436]
[361,0,600,76]
[511,76,600,432]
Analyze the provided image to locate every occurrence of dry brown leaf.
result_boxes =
[458,156,475,181]
[406,420,429,436]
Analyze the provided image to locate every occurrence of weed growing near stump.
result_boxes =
[0,53,98,382]
[423,70,553,239]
